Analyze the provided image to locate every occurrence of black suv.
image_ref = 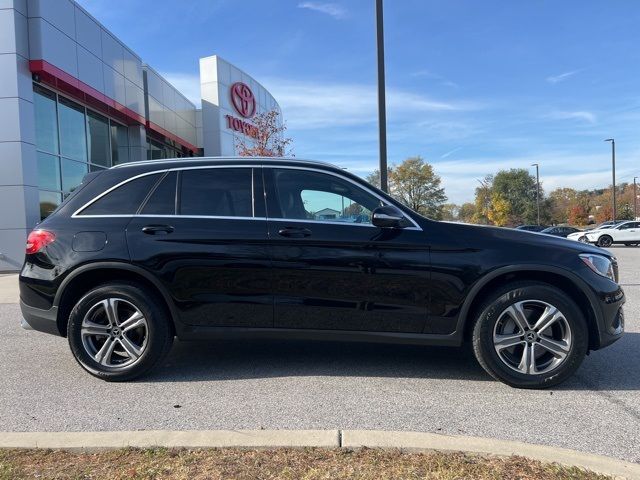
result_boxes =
[20,158,625,388]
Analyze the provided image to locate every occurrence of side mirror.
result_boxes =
[372,205,410,228]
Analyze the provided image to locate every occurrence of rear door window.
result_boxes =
[179,168,253,217]
[78,173,162,216]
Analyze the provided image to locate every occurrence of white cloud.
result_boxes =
[297,2,347,19]
[546,70,581,84]
[546,110,597,124]
[262,78,481,129]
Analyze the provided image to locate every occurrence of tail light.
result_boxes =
[26,230,56,254]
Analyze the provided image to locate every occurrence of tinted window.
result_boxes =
[87,111,110,167]
[180,168,253,217]
[141,172,177,215]
[271,169,381,224]
[58,97,87,162]
[34,85,58,154]
[80,173,161,215]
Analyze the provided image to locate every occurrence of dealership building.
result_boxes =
[0,0,282,271]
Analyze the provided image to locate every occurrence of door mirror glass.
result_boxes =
[372,205,410,228]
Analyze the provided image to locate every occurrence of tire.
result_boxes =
[472,282,588,389]
[67,282,174,381]
[578,236,588,243]
[597,235,613,247]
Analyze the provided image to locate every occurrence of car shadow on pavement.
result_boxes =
[558,332,640,391]
[146,339,492,383]
[144,332,640,390]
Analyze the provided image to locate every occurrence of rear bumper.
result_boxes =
[20,299,61,336]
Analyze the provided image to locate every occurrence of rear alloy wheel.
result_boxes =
[472,282,588,388]
[597,235,613,247]
[68,282,173,381]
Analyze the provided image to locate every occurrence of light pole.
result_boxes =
[634,176,638,220]
[531,163,540,225]
[604,138,616,221]
[375,0,388,192]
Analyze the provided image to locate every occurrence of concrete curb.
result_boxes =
[0,429,637,479]
[342,430,640,479]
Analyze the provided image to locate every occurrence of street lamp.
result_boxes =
[531,163,540,225]
[634,176,638,220]
[375,0,388,192]
[604,139,616,222]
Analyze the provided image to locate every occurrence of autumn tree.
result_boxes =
[473,175,493,224]
[458,202,476,223]
[491,169,540,225]
[367,157,447,219]
[365,167,394,190]
[487,193,511,226]
[440,203,459,221]
[392,157,447,219]
[236,109,293,157]
[568,204,589,225]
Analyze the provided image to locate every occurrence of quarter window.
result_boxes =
[179,168,253,217]
[141,171,177,215]
[271,169,381,224]
[79,174,162,216]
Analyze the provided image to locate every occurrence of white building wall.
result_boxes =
[200,55,281,156]
[0,0,38,271]
[143,65,198,148]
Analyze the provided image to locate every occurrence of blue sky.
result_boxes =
[77,0,640,204]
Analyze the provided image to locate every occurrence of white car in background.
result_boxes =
[579,221,640,247]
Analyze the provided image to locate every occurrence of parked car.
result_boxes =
[540,226,582,238]
[567,221,624,243]
[19,158,625,389]
[582,221,640,247]
[515,224,548,232]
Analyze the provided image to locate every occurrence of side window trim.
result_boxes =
[263,166,422,230]
[72,169,168,217]
[136,171,170,215]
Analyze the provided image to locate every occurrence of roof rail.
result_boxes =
[112,156,339,169]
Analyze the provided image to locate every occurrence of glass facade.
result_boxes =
[146,137,185,160]
[33,84,130,220]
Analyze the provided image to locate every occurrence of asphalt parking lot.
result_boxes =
[0,247,638,463]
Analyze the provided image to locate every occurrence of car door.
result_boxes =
[616,222,640,241]
[263,166,430,333]
[126,166,273,328]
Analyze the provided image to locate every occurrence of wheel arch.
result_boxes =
[54,262,178,337]
[459,265,602,350]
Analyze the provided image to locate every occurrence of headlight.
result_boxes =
[580,253,615,281]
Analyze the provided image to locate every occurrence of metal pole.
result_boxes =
[375,0,388,193]
[634,176,638,220]
[532,163,540,225]
[612,140,616,222]
[605,139,616,222]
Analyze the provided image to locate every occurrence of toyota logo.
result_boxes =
[230,82,256,118]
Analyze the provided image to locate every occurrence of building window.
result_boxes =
[33,84,131,220]
[146,137,184,160]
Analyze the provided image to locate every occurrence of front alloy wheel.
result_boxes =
[492,300,571,375]
[472,282,588,388]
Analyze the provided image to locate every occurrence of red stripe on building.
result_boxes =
[29,60,197,153]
